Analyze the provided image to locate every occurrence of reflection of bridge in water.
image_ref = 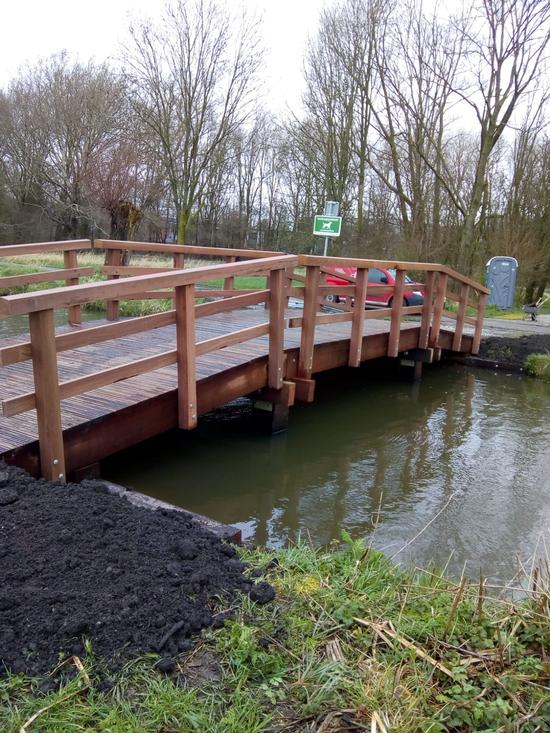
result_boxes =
[0,239,488,481]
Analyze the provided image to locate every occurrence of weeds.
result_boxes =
[525,353,550,382]
[1,539,548,732]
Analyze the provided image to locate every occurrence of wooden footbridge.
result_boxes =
[0,240,488,481]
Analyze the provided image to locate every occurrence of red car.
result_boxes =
[325,267,425,308]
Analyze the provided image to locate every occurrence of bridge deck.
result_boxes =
[0,308,443,472]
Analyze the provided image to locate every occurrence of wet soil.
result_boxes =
[478,333,550,370]
[0,464,274,676]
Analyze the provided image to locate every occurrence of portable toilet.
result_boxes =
[486,257,518,309]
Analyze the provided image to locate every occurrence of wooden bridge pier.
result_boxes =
[0,239,489,481]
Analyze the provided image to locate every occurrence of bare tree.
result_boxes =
[123,0,262,245]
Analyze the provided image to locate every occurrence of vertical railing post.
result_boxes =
[349,267,368,367]
[63,250,81,326]
[173,252,185,269]
[29,309,66,482]
[224,256,236,292]
[175,284,197,429]
[471,292,487,355]
[418,271,435,349]
[268,268,286,389]
[429,271,448,356]
[452,282,470,352]
[387,269,406,357]
[297,265,320,379]
[105,248,123,321]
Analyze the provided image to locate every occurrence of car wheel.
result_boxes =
[388,297,408,308]
[325,293,340,304]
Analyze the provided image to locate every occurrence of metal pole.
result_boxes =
[323,235,329,257]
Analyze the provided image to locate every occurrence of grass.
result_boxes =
[0,255,269,318]
[525,353,550,382]
[2,538,548,732]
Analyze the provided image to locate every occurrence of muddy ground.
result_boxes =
[0,464,273,677]
[478,333,550,370]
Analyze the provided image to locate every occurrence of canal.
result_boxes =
[103,362,550,585]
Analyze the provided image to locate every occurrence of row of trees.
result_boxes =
[0,0,549,294]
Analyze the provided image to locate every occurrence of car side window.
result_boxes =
[368,268,385,284]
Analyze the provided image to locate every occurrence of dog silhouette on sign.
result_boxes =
[321,222,333,231]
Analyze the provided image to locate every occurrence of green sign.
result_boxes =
[313,215,342,237]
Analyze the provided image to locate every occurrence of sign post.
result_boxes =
[313,201,341,256]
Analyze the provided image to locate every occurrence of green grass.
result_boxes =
[2,539,548,732]
[525,353,550,382]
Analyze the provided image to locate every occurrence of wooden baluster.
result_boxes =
[387,269,406,357]
[471,292,487,355]
[63,250,81,326]
[348,267,368,367]
[29,309,66,482]
[224,256,236,292]
[268,268,285,389]
[175,284,197,429]
[173,252,185,269]
[105,248,122,321]
[418,271,435,349]
[429,271,448,356]
[297,265,320,379]
[452,282,470,352]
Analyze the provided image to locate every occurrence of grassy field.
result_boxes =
[2,539,548,733]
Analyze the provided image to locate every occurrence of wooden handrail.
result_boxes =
[0,254,297,316]
[0,239,92,257]
[94,239,280,259]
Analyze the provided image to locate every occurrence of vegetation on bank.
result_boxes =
[525,354,550,383]
[2,539,548,733]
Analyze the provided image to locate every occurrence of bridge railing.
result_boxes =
[285,255,488,382]
[0,253,296,481]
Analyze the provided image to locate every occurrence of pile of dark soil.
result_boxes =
[0,464,274,676]
[478,333,550,370]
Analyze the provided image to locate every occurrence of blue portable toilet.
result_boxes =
[486,257,518,309]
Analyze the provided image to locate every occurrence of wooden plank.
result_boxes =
[94,239,279,259]
[195,290,269,318]
[0,239,91,257]
[452,283,470,352]
[320,266,357,284]
[105,249,122,321]
[290,376,315,403]
[28,309,66,481]
[442,267,490,294]
[102,266,176,276]
[0,311,177,366]
[196,323,269,356]
[268,268,285,389]
[2,350,179,417]
[430,272,448,349]
[387,270,406,357]
[301,254,442,272]
[175,284,197,430]
[0,255,297,316]
[0,267,94,289]
[419,271,435,349]
[471,293,487,355]
[173,252,185,269]
[298,265,320,379]
[64,250,81,325]
[289,311,352,328]
[349,267,369,367]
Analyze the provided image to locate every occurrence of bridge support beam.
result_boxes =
[251,380,295,434]
[290,376,316,403]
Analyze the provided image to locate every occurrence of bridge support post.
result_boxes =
[251,380,295,434]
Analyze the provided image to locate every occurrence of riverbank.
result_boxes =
[2,471,548,731]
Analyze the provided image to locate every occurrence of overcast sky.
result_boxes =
[0,0,335,113]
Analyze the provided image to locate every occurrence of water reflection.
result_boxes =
[103,364,550,583]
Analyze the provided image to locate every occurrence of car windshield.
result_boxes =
[387,268,414,284]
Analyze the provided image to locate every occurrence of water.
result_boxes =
[0,309,100,339]
[103,364,550,584]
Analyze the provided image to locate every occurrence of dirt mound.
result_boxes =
[478,333,550,370]
[0,464,273,676]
